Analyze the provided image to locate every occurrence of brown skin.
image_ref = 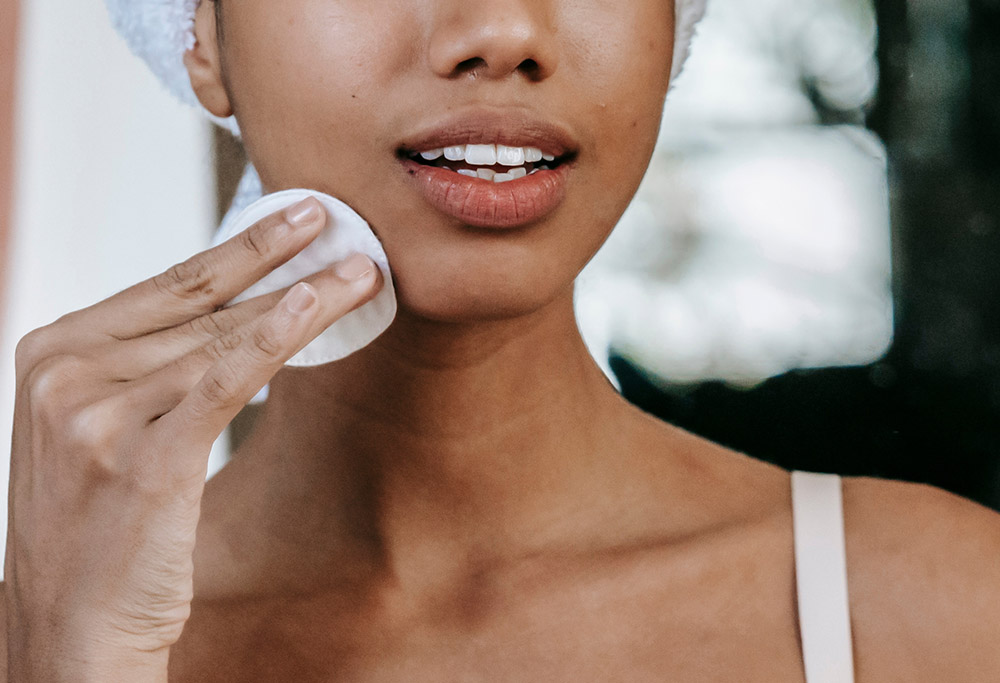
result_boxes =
[3,0,1000,681]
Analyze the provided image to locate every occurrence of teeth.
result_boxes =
[416,144,559,166]
[413,142,561,183]
[496,145,525,166]
[465,144,498,166]
[437,165,532,183]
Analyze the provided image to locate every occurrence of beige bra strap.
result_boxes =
[791,471,856,683]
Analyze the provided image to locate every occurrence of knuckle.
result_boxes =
[64,400,125,455]
[14,327,53,376]
[238,223,274,260]
[198,370,241,408]
[191,312,232,339]
[25,355,85,416]
[250,326,284,359]
[43,399,134,483]
[206,329,244,360]
[53,309,86,328]
[155,257,215,301]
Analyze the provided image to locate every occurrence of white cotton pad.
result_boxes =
[212,189,397,366]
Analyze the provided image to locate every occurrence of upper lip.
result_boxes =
[397,107,579,159]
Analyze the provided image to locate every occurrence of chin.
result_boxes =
[386,248,575,325]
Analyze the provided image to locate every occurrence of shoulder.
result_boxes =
[841,476,1000,682]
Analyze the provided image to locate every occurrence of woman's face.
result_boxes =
[202,0,675,322]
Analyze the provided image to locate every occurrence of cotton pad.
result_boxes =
[212,189,397,366]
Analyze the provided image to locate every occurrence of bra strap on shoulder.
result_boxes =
[791,470,856,683]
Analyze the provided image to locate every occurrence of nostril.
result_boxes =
[519,58,543,81]
[455,57,487,76]
[450,57,544,81]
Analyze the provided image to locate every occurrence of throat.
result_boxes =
[213,296,624,580]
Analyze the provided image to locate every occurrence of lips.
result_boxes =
[397,109,579,229]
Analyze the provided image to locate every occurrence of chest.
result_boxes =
[169,604,808,682]
[168,543,809,682]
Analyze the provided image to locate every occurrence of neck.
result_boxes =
[200,290,647,597]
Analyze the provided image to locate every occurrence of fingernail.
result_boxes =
[284,283,317,313]
[284,197,322,227]
[335,253,376,281]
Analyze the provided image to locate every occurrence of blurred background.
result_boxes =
[1,0,998,572]
[582,0,1000,511]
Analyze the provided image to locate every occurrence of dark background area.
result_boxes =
[613,0,1000,511]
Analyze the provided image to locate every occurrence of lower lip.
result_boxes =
[400,158,571,229]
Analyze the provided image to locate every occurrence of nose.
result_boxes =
[427,2,559,82]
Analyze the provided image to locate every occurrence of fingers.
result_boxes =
[107,249,383,380]
[151,255,382,451]
[87,197,328,341]
[107,289,286,380]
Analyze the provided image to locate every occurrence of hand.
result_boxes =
[4,197,383,681]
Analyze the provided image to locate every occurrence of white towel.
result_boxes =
[104,0,241,137]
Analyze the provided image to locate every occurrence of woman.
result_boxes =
[4,1,999,680]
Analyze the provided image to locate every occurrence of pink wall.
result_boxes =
[0,0,19,327]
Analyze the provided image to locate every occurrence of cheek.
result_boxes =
[223,1,415,188]
[564,5,674,184]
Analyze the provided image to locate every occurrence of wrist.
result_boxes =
[10,642,170,682]
[75,647,171,683]
[5,602,180,682]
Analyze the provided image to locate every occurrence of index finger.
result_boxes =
[86,197,327,340]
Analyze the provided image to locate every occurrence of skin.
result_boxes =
[3,0,1000,681]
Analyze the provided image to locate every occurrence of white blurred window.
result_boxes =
[576,0,892,386]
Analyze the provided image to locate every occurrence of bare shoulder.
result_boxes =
[842,476,1000,683]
